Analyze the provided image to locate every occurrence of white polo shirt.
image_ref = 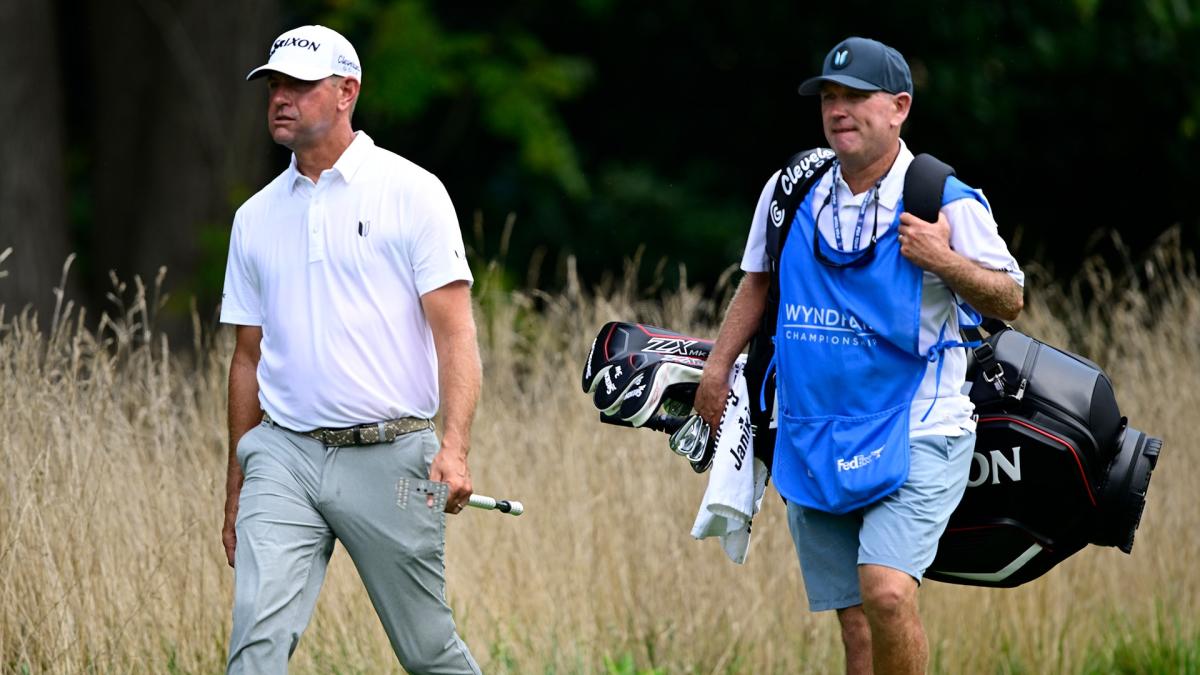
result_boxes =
[220,132,473,430]
[742,140,1024,438]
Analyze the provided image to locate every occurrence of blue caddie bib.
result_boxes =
[772,176,985,514]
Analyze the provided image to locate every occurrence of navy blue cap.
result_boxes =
[798,37,913,96]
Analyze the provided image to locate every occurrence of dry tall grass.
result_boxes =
[1,236,1197,674]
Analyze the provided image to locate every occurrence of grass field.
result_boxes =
[1,237,1198,674]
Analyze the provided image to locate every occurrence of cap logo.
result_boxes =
[832,47,852,69]
[270,36,321,56]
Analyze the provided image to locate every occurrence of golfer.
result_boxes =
[219,25,482,674]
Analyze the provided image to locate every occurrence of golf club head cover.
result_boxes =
[582,322,712,427]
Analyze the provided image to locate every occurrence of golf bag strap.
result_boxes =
[905,153,1013,395]
[903,153,955,223]
[963,318,1013,395]
[746,148,837,465]
[763,148,838,334]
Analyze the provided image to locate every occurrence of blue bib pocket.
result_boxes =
[776,404,911,514]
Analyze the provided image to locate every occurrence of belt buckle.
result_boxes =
[353,424,373,445]
[350,422,393,445]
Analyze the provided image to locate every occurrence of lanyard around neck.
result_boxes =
[830,162,884,252]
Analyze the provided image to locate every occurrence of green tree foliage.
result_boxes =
[310,0,592,198]
[15,0,1199,321]
[285,0,1200,291]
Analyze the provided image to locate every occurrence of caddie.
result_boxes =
[219,25,482,674]
[693,37,1025,674]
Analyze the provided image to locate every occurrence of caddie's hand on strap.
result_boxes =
[897,210,954,273]
[899,211,1024,321]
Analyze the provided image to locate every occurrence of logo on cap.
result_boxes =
[270,36,321,56]
[832,47,852,69]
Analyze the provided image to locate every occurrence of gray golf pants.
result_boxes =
[227,420,480,674]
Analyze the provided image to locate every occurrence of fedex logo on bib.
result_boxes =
[780,303,879,348]
[837,446,885,472]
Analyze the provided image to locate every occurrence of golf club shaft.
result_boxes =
[467,493,525,516]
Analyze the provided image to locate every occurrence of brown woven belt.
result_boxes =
[263,412,433,446]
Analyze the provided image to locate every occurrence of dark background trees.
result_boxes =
[1,0,73,318]
[2,0,1197,324]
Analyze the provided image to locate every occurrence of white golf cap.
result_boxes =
[246,25,363,83]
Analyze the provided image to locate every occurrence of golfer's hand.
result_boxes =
[429,445,473,515]
[222,490,239,568]
[898,211,954,273]
[694,365,730,431]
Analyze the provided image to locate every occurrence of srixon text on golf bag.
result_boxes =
[581,321,1162,588]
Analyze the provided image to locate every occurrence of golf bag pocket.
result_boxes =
[927,413,1160,587]
[926,413,1098,586]
[774,405,910,515]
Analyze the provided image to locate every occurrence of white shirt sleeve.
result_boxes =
[943,193,1025,287]
[408,174,474,296]
[219,210,262,326]
[740,171,781,273]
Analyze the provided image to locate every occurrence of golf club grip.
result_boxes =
[467,494,525,516]
[644,415,688,434]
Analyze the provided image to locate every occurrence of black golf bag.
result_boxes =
[581,321,1162,588]
[924,326,1161,587]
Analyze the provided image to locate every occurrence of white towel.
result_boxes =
[690,357,770,564]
